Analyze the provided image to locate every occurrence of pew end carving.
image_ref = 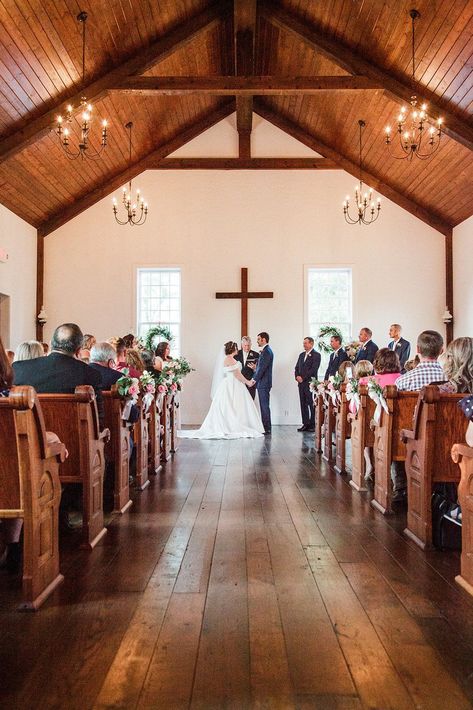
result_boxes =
[314,392,323,453]
[322,396,336,463]
[452,442,473,598]
[349,385,374,492]
[103,387,132,514]
[160,394,172,463]
[335,384,349,474]
[148,395,163,476]
[0,386,66,610]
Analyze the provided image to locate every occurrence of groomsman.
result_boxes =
[355,327,378,363]
[295,337,321,432]
[387,323,411,371]
[324,335,349,379]
[235,336,259,399]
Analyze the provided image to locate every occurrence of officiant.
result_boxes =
[235,336,259,399]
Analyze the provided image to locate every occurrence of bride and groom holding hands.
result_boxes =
[179,333,273,440]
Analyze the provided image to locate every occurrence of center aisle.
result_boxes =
[2,428,473,709]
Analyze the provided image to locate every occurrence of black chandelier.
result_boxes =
[54,11,108,160]
[112,122,148,226]
[384,9,443,160]
[343,120,381,226]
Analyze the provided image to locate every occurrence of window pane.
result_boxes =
[137,268,181,356]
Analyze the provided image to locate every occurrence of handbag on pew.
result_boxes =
[431,483,462,551]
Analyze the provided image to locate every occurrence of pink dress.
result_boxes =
[358,372,401,387]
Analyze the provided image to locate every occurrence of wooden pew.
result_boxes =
[160,393,172,463]
[401,386,465,548]
[451,442,473,598]
[103,387,132,514]
[0,386,66,610]
[371,387,418,515]
[314,390,323,453]
[133,395,151,490]
[348,385,375,492]
[170,391,179,454]
[148,394,162,475]
[334,383,349,474]
[38,386,109,550]
[322,395,336,463]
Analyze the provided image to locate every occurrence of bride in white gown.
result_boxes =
[178,341,264,439]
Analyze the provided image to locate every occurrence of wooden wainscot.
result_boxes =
[322,393,336,463]
[148,392,163,476]
[38,386,109,550]
[401,386,465,549]
[314,389,324,453]
[372,387,418,515]
[451,441,473,597]
[0,386,66,610]
[348,385,375,492]
[160,393,172,463]
[103,387,132,514]
[334,383,349,474]
[170,389,180,454]
[133,395,151,490]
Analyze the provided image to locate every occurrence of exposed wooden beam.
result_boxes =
[254,101,452,237]
[38,102,235,238]
[151,158,339,169]
[260,0,473,152]
[111,75,378,94]
[36,230,44,342]
[445,229,453,343]
[0,1,231,164]
[235,1,257,158]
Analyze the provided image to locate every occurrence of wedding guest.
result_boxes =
[6,349,15,364]
[89,342,123,389]
[14,340,44,361]
[141,349,160,374]
[123,333,137,349]
[0,336,13,396]
[324,335,349,379]
[42,342,49,355]
[404,355,420,372]
[235,336,259,400]
[126,349,145,375]
[359,348,401,386]
[355,328,378,364]
[115,338,141,378]
[294,336,321,432]
[437,337,473,393]
[387,324,411,371]
[395,330,445,392]
[459,395,473,447]
[154,341,172,371]
[354,360,373,379]
[338,360,354,380]
[80,334,96,363]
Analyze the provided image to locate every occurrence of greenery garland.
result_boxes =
[144,325,174,352]
[316,325,343,353]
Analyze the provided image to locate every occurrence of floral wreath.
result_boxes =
[144,325,174,352]
[316,325,343,354]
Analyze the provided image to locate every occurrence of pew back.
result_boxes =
[451,443,473,597]
[103,387,132,514]
[349,385,375,492]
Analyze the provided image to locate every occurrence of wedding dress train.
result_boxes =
[178,362,264,439]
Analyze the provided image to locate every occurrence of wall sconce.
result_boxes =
[442,307,453,324]
[37,306,47,326]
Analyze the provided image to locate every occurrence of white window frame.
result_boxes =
[304,265,353,344]
[135,267,182,356]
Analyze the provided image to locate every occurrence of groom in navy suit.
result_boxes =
[249,332,273,434]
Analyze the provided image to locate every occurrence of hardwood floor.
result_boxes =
[1,427,473,709]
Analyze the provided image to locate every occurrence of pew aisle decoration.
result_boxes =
[144,325,174,352]
[116,369,140,419]
[346,378,361,414]
[309,378,321,393]
[367,378,389,424]
[316,325,343,354]
[327,374,343,405]
[345,341,361,362]
[140,371,156,412]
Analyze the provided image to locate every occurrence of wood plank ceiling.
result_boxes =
[0,0,471,235]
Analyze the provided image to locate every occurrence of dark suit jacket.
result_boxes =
[89,362,123,390]
[13,351,104,423]
[355,340,379,364]
[253,345,273,389]
[234,349,259,381]
[324,348,349,380]
[295,349,321,383]
[388,337,411,370]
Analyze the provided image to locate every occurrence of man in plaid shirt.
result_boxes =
[391,330,445,500]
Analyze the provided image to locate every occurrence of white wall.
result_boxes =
[453,214,473,337]
[0,203,37,349]
[44,114,446,424]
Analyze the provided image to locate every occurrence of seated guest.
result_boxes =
[459,395,473,447]
[438,337,473,394]
[126,349,145,376]
[14,340,44,361]
[123,333,138,349]
[42,342,49,355]
[359,348,401,386]
[154,341,173,371]
[324,335,349,380]
[89,342,123,389]
[404,355,420,372]
[338,360,354,380]
[80,334,96,363]
[115,338,141,378]
[354,360,373,380]
[12,322,103,423]
[388,324,410,371]
[355,328,378,364]
[141,349,159,375]
[395,330,445,391]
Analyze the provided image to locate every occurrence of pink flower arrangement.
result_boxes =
[170,383,177,392]
[129,384,139,396]
[158,384,168,394]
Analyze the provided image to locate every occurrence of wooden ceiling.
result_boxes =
[0,0,472,237]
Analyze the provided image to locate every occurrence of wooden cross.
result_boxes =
[216,267,273,338]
